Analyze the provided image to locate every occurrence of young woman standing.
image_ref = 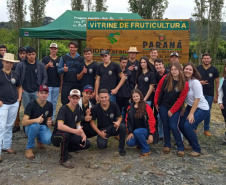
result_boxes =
[154,62,189,157]
[218,63,226,140]
[126,89,156,157]
[135,56,156,106]
[179,62,209,157]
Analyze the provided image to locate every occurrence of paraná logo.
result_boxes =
[159,34,165,42]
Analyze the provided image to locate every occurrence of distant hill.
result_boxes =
[0,19,225,41]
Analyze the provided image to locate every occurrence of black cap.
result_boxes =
[100,50,110,56]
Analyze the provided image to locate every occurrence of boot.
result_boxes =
[204,131,212,136]
[163,147,171,154]
[188,151,201,157]
[177,151,185,157]
[25,149,35,160]
[61,160,75,169]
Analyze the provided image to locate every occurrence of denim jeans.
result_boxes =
[22,91,37,109]
[158,113,164,138]
[179,106,209,153]
[25,123,52,149]
[47,87,60,121]
[159,106,184,151]
[0,101,19,154]
[202,95,214,131]
[146,101,152,107]
[109,93,116,102]
[126,128,150,153]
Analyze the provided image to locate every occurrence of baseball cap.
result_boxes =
[69,89,81,97]
[50,43,58,48]
[39,85,49,92]
[100,50,109,56]
[83,85,94,92]
[170,52,179,57]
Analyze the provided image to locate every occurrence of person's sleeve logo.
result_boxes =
[209,73,213,78]
[108,70,112,75]
[45,111,49,116]
[35,69,37,74]
[56,63,59,67]
[144,77,149,82]
[75,116,78,122]
[134,66,138,70]
[110,113,114,119]
[11,78,16,84]
[89,68,93,73]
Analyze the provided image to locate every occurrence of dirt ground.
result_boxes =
[0,99,226,185]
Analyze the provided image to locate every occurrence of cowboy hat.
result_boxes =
[127,47,139,53]
[0,53,19,63]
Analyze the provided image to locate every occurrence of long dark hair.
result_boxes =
[131,89,146,119]
[183,62,201,80]
[165,62,186,92]
[136,56,152,84]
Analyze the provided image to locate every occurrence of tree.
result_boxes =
[7,0,26,47]
[128,0,168,19]
[95,0,108,11]
[71,0,84,10]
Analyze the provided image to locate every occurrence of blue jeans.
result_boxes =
[158,113,164,138]
[126,128,150,153]
[22,91,37,109]
[0,101,19,154]
[109,93,116,102]
[146,101,152,106]
[47,87,60,121]
[159,106,184,151]
[25,123,52,149]
[179,106,209,153]
[202,95,214,131]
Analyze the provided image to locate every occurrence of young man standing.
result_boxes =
[196,53,219,136]
[0,45,7,69]
[42,43,61,122]
[22,85,53,160]
[95,50,125,102]
[0,53,22,162]
[126,47,139,90]
[78,85,97,138]
[51,89,91,168]
[13,47,27,133]
[91,89,127,156]
[117,56,132,122]
[154,58,169,140]
[58,41,84,105]
[149,47,158,74]
[170,52,180,63]
[15,47,47,109]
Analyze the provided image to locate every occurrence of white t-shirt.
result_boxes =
[185,79,209,110]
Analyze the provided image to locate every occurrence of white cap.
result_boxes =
[50,43,58,48]
[69,89,81,97]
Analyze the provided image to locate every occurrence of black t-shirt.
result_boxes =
[80,103,90,125]
[22,61,39,92]
[117,69,132,98]
[91,101,121,129]
[149,62,157,75]
[78,61,98,90]
[134,109,146,130]
[42,55,61,87]
[24,100,53,126]
[156,69,169,85]
[137,71,156,101]
[126,59,139,88]
[196,65,219,96]
[96,61,122,92]
[0,70,21,104]
[160,80,181,109]
[53,104,81,134]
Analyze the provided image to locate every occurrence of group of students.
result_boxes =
[0,42,225,169]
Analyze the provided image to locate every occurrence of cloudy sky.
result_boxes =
[0,0,223,22]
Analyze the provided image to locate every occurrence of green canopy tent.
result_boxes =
[19,10,142,40]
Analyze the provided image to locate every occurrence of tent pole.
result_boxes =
[38,39,40,60]
[19,37,21,47]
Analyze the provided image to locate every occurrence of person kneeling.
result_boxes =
[22,85,53,160]
[126,89,156,157]
[51,89,91,168]
[90,89,127,156]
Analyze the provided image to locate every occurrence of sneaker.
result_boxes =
[25,149,35,160]
[0,155,2,162]
[204,131,212,136]
[13,126,20,133]
[119,148,126,156]
[61,160,75,169]
[188,151,201,157]
[177,151,185,157]
[2,148,17,154]
[163,147,171,154]
[139,151,151,157]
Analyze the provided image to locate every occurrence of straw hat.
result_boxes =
[0,53,19,63]
[127,47,139,53]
